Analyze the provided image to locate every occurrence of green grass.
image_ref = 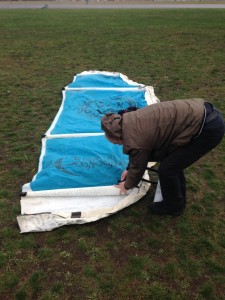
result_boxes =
[0,8,225,299]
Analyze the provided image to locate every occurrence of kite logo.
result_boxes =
[53,154,127,176]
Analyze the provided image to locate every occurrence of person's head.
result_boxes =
[101,106,138,144]
[101,113,123,145]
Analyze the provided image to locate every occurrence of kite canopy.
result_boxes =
[17,71,159,233]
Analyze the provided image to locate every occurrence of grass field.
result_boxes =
[0,8,225,300]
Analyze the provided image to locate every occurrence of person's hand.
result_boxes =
[114,181,128,195]
[121,170,128,181]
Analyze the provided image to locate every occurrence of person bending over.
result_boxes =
[101,99,224,216]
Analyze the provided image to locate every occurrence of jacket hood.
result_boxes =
[101,113,123,139]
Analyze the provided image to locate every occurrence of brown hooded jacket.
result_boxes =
[103,98,205,189]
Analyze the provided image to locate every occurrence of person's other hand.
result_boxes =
[121,170,128,181]
[114,181,128,195]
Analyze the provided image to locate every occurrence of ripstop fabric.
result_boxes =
[17,71,159,233]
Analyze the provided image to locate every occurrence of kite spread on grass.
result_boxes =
[17,71,159,233]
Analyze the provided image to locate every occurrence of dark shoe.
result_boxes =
[148,201,184,216]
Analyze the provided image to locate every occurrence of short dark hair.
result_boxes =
[118,106,138,115]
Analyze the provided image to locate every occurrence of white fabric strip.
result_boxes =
[17,181,149,233]
[64,87,145,91]
[23,185,124,198]
[45,133,104,139]
[45,90,66,136]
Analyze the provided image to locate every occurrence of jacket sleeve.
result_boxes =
[124,149,149,190]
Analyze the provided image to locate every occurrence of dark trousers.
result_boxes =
[158,103,225,212]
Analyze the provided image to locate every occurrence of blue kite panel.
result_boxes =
[67,73,141,89]
[49,89,147,135]
[30,135,128,191]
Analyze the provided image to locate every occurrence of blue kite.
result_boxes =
[17,71,159,232]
